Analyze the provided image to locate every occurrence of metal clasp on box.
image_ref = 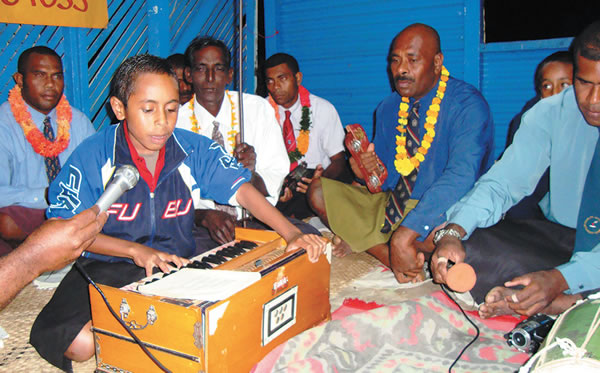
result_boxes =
[119,298,157,330]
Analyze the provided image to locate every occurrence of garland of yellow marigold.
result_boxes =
[394,66,449,176]
[186,90,238,152]
[268,85,311,163]
[8,84,71,157]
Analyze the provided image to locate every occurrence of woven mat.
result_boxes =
[0,251,381,372]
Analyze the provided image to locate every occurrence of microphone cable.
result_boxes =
[75,261,172,373]
[440,283,480,373]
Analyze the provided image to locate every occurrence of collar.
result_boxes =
[25,102,57,129]
[193,91,233,123]
[121,121,166,192]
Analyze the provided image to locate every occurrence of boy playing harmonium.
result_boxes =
[30,54,326,371]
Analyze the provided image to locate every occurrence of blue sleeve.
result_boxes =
[191,138,252,205]
[402,93,494,239]
[557,243,600,294]
[46,144,101,218]
[373,99,401,191]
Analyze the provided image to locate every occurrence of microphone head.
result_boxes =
[114,165,140,191]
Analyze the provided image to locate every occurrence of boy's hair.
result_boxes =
[264,53,300,75]
[184,36,231,69]
[18,46,61,74]
[533,51,573,96]
[166,53,187,70]
[109,54,177,106]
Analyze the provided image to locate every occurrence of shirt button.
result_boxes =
[34,197,39,201]
[580,285,584,289]
[424,225,430,231]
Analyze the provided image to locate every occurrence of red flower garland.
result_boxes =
[8,85,71,157]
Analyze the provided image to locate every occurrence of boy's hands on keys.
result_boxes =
[285,234,327,263]
[131,244,190,277]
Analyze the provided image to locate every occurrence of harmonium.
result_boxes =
[89,228,331,372]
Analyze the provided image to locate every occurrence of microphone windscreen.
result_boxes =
[95,165,140,212]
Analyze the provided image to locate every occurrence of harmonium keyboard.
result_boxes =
[89,228,331,373]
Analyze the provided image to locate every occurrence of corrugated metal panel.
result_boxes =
[0,0,255,130]
[481,38,572,158]
[265,0,468,139]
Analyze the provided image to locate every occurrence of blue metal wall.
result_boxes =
[0,0,255,130]
[264,0,571,159]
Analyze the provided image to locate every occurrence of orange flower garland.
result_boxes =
[268,85,312,163]
[394,66,449,176]
[186,90,238,152]
[8,84,71,158]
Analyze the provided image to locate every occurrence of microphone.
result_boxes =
[95,165,140,212]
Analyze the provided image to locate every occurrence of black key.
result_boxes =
[207,254,226,264]
[238,240,258,249]
[218,248,237,258]
[202,256,219,266]
[228,245,247,254]
[187,260,211,269]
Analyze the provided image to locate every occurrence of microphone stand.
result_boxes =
[237,0,248,228]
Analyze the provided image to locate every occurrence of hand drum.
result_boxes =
[344,124,387,193]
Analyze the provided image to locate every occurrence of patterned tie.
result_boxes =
[211,120,237,217]
[43,116,61,184]
[282,110,298,171]
[381,101,420,233]
[211,120,226,148]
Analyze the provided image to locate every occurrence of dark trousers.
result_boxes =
[464,218,575,304]
[30,258,145,372]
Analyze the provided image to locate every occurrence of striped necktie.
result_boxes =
[282,110,298,171]
[211,121,225,148]
[43,116,62,184]
[381,101,420,233]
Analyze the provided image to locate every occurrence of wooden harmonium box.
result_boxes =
[89,228,331,373]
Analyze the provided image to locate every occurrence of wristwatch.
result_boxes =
[433,227,463,245]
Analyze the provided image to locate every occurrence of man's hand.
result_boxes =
[27,205,108,274]
[234,134,257,172]
[389,226,424,283]
[349,143,378,180]
[504,269,570,316]
[431,224,467,285]
[296,165,324,194]
[285,233,327,263]
[196,209,236,245]
[130,244,189,277]
[279,187,293,202]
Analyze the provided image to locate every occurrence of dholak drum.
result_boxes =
[526,296,600,372]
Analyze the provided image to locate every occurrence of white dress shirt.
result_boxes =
[177,91,289,217]
[274,93,345,169]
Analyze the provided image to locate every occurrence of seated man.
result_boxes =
[0,206,107,311]
[264,53,348,220]
[30,54,326,371]
[177,36,293,246]
[166,53,194,105]
[503,51,573,220]
[0,46,96,255]
[432,21,600,319]
[308,23,494,283]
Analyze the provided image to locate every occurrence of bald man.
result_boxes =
[308,23,494,284]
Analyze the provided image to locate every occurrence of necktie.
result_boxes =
[381,101,420,233]
[282,110,298,171]
[574,130,600,253]
[211,121,225,148]
[211,120,237,217]
[43,116,61,184]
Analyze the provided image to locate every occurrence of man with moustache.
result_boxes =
[177,36,294,248]
[0,46,95,256]
[308,23,494,284]
[166,53,194,105]
[432,21,600,318]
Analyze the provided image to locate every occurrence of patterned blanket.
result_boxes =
[253,266,530,372]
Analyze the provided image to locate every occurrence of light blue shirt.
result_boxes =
[0,99,96,209]
[446,86,600,294]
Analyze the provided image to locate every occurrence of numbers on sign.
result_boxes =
[1,0,87,11]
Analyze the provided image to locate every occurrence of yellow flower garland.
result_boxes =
[394,66,449,176]
[186,90,238,152]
